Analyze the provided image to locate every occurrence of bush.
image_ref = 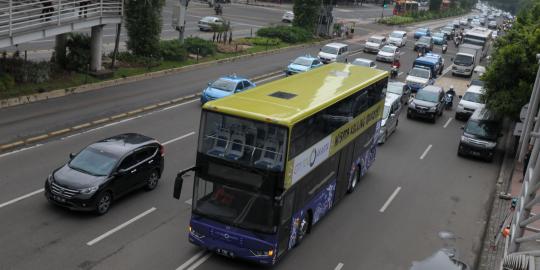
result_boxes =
[378,16,415,25]
[159,40,188,61]
[0,73,14,92]
[257,26,312,43]
[65,33,91,72]
[236,37,281,46]
[379,8,467,25]
[0,58,50,83]
[184,37,217,57]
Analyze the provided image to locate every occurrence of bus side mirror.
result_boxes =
[173,166,197,200]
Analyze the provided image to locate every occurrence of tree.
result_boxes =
[483,0,540,118]
[430,0,443,11]
[293,0,321,33]
[124,0,165,58]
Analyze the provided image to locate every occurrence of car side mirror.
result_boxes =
[173,166,198,200]
[460,126,465,130]
[69,153,75,159]
[459,95,463,99]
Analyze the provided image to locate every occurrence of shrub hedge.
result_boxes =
[159,40,188,61]
[257,26,312,43]
[184,37,217,57]
[379,8,468,25]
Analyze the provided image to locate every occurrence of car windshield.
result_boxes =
[462,92,484,103]
[352,59,370,67]
[199,111,287,172]
[470,80,485,87]
[390,32,402,38]
[368,37,382,43]
[465,120,498,139]
[410,68,430,79]
[443,27,453,32]
[434,32,444,38]
[383,105,391,119]
[193,177,276,233]
[211,78,237,92]
[387,83,404,95]
[293,57,313,67]
[416,90,439,103]
[69,147,118,176]
[381,46,395,53]
[417,28,427,33]
[454,54,473,66]
[321,46,338,54]
[419,36,431,43]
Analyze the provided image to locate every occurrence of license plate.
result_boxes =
[417,110,425,114]
[53,195,66,203]
[471,151,481,156]
[216,248,234,257]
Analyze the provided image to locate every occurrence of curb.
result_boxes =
[0,38,341,110]
[476,119,516,270]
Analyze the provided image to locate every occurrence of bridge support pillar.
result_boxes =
[54,34,67,65]
[90,25,104,72]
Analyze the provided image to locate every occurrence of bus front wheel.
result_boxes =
[296,214,310,246]
[347,166,361,193]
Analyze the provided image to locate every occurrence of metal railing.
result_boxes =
[0,0,122,37]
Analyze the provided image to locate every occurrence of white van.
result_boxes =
[198,16,224,31]
[318,43,349,64]
[455,84,485,120]
[388,30,407,47]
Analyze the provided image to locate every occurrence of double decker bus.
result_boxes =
[173,63,388,265]
[393,0,419,15]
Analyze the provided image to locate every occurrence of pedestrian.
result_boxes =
[79,0,91,18]
[41,1,54,22]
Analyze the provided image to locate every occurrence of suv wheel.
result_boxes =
[95,191,112,215]
[145,170,160,191]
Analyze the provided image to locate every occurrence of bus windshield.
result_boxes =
[199,111,288,172]
[193,177,276,233]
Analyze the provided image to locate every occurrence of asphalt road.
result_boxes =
[0,15,501,270]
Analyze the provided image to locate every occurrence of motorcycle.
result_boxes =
[390,65,399,79]
[444,87,455,110]
[442,43,448,54]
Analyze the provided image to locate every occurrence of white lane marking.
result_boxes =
[185,198,192,205]
[0,188,44,209]
[420,144,433,160]
[186,253,212,270]
[256,73,286,83]
[443,117,453,128]
[0,99,198,159]
[335,262,345,270]
[441,65,453,76]
[379,186,402,213]
[176,250,207,270]
[163,132,196,146]
[86,207,156,246]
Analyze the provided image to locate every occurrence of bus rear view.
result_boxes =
[173,63,388,265]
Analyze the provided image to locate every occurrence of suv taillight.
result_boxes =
[159,144,165,157]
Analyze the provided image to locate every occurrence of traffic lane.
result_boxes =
[0,102,201,270]
[0,42,326,145]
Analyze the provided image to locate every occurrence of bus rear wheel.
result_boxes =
[347,166,361,193]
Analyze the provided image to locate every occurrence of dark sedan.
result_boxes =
[407,85,445,122]
[44,133,164,215]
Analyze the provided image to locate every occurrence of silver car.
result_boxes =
[376,45,400,62]
[364,36,386,53]
[351,58,377,68]
[378,93,402,144]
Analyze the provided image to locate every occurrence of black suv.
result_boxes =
[407,85,444,122]
[458,108,502,162]
[45,133,164,215]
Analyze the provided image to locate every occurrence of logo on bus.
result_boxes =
[292,136,331,185]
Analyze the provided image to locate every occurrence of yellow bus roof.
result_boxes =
[203,63,388,126]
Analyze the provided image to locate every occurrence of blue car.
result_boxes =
[200,75,256,104]
[286,55,323,76]
[414,27,431,39]
[432,32,447,45]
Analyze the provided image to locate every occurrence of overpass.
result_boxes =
[0,0,123,71]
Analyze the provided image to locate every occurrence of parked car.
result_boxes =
[378,94,402,144]
[351,58,377,68]
[282,11,294,23]
[198,16,224,31]
[318,42,349,64]
[387,81,411,105]
[458,107,502,162]
[388,30,408,47]
[414,36,434,52]
[44,133,165,215]
[406,66,434,92]
[407,85,445,122]
[431,32,447,45]
[455,84,485,120]
[200,75,256,104]
[364,35,387,53]
[285,55,323,76]
[414,27,431,39]
[376,45,400,62]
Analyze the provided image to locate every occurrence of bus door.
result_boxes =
[335,143,355,203]
[278,189,295,256]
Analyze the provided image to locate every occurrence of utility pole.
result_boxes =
[173,0,189,43]
[381,0,386,19]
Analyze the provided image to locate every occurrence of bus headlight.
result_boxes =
[251,249,274,257]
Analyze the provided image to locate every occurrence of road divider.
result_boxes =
[420,144,433,160]
[380,186,402,213]
[86,207,157,246]
[0,188,44,209]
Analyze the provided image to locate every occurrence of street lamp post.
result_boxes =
[175,0,189,43]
